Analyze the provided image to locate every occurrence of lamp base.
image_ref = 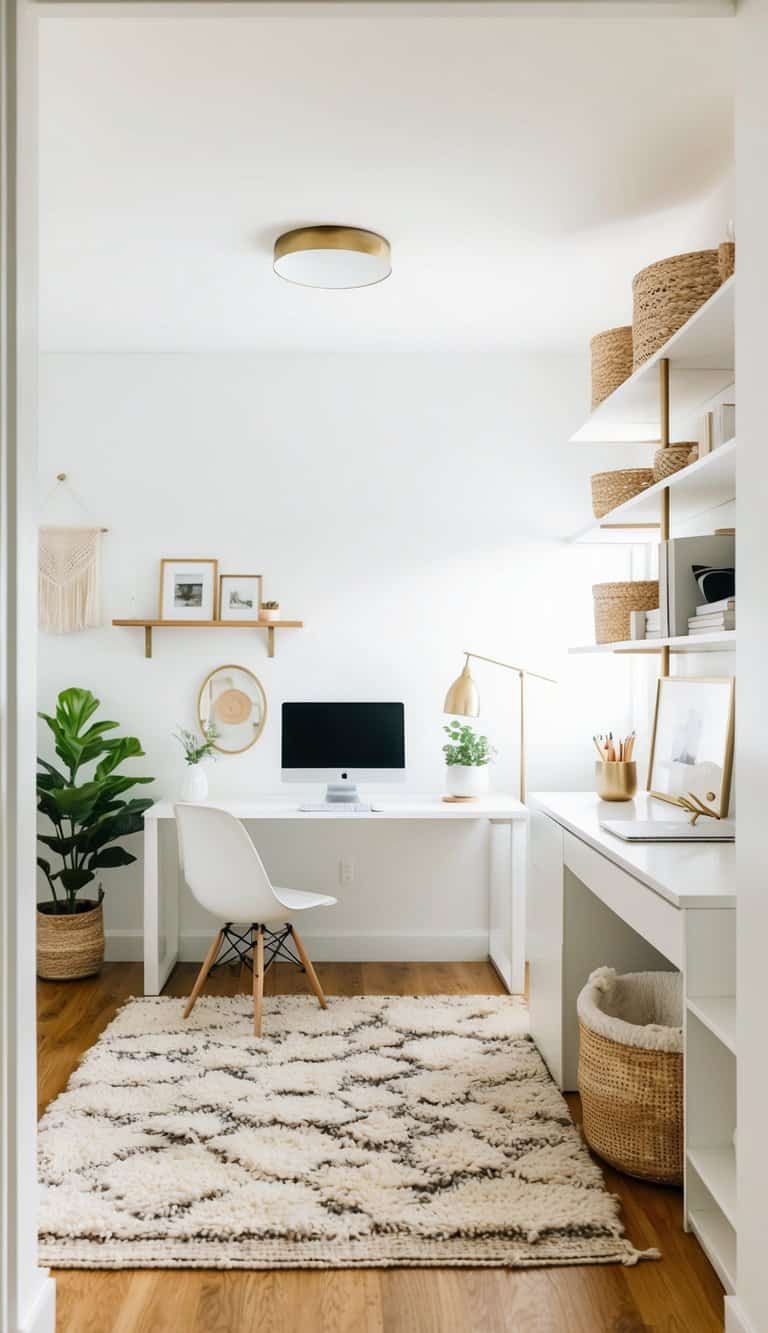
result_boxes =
[441,794,478,804]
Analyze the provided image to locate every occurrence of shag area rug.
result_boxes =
[38,994,653,1270]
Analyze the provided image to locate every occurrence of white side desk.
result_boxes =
[529,791,737,1292]
[143,795,527,997]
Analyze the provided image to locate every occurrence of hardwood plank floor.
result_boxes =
[38,961,725,1333]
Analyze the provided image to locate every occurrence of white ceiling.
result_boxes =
[39,11,734,352]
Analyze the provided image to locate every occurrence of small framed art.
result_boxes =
[159,558,218,621]
[218,573,263,622]
[647,676,735,817]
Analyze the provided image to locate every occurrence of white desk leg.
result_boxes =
[489,819,526,995]
[143,817,179,995]
[509,819,527,996]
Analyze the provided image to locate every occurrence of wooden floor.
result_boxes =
[38,961,725,1333]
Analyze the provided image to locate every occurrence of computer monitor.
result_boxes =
[281,702,406,806]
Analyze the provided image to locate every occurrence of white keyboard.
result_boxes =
[299,802,377,813]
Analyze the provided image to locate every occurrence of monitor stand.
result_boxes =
[299,783,374,813]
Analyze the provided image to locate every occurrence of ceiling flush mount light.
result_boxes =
[273,225,391,290]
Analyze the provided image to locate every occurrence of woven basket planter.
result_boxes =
[593,580,658,645]
[632,250,721,369]
[652,444,697,483]
[591,467,654,519]
[577,968,683,1185]
[37,899,104,980]
[590,326,633,409]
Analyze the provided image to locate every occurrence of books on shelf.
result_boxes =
[659,535,735,637]
[688,598,735,635]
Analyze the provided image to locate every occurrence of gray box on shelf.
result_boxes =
[659,535,735,637]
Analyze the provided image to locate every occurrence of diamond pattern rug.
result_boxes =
[38,994,653,1269]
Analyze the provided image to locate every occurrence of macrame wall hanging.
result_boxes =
[39,475,108,634]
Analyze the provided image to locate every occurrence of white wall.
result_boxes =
[731,5,768,1332]
[37,349,632,959]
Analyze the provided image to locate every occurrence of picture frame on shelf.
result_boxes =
[218,573,263,622]
[159,558,218,621]
[647,676,735,818]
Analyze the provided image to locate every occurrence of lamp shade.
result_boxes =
[273,225,391,290]
[443,663,480,717]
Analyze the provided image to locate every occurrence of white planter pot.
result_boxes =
[445,764,489,798]
[182,765,209,802]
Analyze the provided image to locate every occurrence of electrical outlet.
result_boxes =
[339,858,355,886]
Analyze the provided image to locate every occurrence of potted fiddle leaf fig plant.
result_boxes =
[36,687,154,980]
[443,720,497,798]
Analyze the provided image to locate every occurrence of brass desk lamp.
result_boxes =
[443,653,556,804]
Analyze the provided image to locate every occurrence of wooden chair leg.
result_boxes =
[253,925,265,1037]
[183,928,224,1019]
[291,925,328,1010]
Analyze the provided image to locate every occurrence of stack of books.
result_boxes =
[645,609,661,639]
[688,597,735,635]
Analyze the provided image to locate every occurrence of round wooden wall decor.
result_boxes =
[198,665,267,754]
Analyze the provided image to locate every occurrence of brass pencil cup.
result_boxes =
[595,761,637,802]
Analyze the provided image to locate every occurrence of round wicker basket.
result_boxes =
[37,899,104,980]
[577,969,683,1185]
[718,241,735,283]
[632,250,721,369]
[652,444,697,483]
[591,467,654,519]
[593,581,659,645]
[590,326,633,409]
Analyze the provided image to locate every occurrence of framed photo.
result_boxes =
[159,558,218,621]
[647,676,735,818]
[218,573,263,622]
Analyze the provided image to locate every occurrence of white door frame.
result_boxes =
[1,2,54,1329]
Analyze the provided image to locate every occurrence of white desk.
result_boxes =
[143,795,527,997]
[529,791,737,1292]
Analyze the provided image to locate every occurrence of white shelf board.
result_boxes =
[688,1208,737,1294]
[569,631,736,655]
[572,438,736,544]
[571,277,734,444]
[688,1147,737,1229]
[687,996,737,1055]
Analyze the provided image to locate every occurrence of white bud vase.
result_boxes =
[182,765,208,802]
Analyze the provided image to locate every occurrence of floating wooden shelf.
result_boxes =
[112,619,304,659]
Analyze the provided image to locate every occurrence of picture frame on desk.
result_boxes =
[647,676,735,819]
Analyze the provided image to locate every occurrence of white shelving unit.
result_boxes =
[572,438,736,545]
[566,275,738,1292]
[569,631,735,656]
[570,278,734,444]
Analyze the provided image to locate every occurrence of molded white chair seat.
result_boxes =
[273,886,337,913]
[175,803,337,1035]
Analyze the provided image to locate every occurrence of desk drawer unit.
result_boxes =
[563,831,683,969]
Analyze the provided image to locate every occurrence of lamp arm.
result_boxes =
[463,652,556,685]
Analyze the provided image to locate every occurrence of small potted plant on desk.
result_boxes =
[36,687,154,980]
[260,600,280,623]
[443,720,497,799]
[174,722,219,802]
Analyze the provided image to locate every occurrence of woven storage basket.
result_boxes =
[718,241,735,283]
[652,444,697,483]
[593,580,658,644]
[590,326,633,409]
[632,250,721,369]
[577,968,683,1185]
[591,467,654,519]
[37,899,104,980]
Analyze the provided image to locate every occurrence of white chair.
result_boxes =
[175,803,337,1035]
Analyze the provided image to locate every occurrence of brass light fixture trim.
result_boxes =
[273,225,391,290]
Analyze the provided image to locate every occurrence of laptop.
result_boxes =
[600,819,735,843]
